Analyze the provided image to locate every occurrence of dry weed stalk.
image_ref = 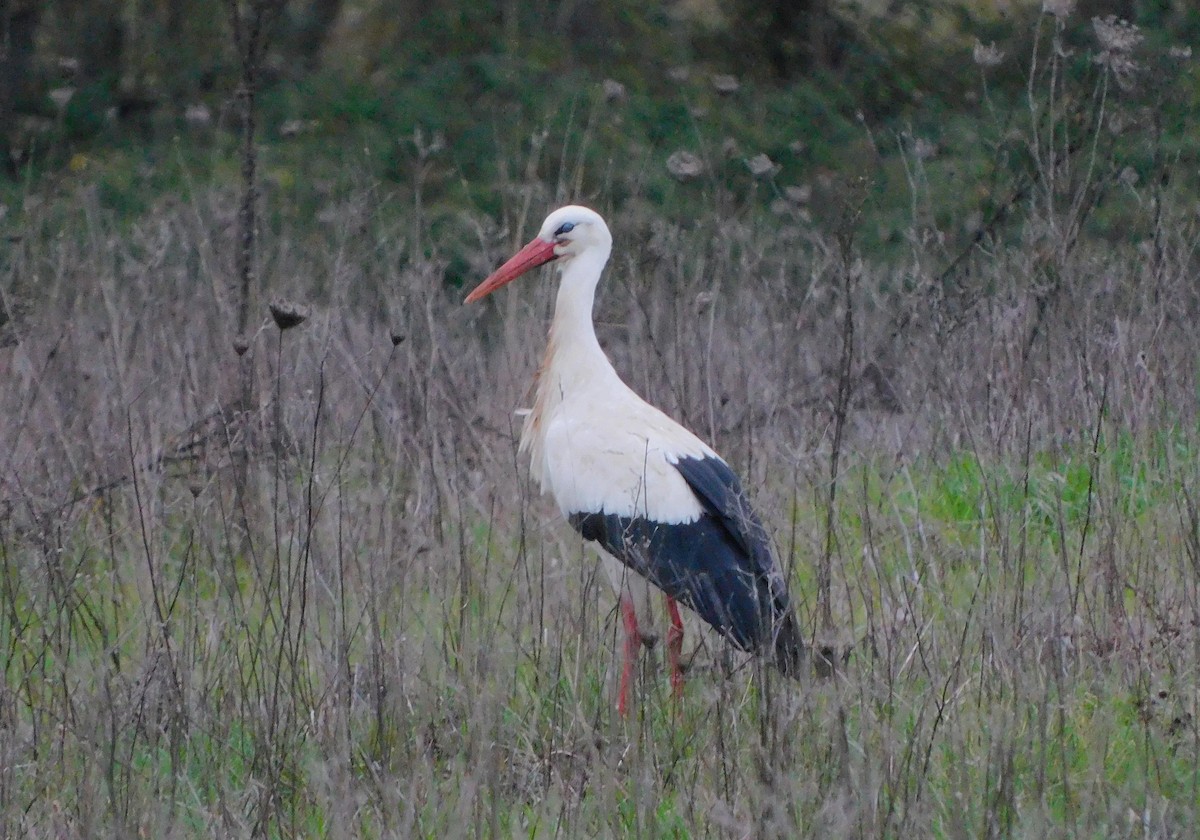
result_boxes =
[225,0,287,557]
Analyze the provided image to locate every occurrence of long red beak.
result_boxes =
[464,238,558,303]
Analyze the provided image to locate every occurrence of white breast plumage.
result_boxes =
[536,391,713,523]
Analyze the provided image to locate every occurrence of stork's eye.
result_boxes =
[554,222,576,236]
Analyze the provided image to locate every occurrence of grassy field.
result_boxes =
[2,168,1198,837]
[3,14,1200,838]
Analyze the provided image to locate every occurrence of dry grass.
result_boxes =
[3,24,1200,827]
[0,165,1197,837]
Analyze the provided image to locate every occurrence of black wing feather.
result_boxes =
[671,456,776,577]
[569,455,805,676]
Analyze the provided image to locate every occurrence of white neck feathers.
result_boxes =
[519,242,622,478]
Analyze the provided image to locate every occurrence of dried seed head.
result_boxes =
[666,150,704,181]
[1093,15,1142,54]
[746,153,779,178]
[280,119,320,139]
[785,184,812,204]
[390,332,406,347]
[602,79,626,102]
[711,74,740,95]
[973,40,1005,68]
[269,299,309,330]
[233,336,250,355]
[184,104,212,129]
[912,137,937,161]
[1092,16,1142,88]
[49,87,75,110]
[1042,0,1074,18]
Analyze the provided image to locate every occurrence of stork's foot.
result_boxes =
[617,596,691,715]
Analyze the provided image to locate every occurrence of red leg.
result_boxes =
[618,594,640,717]
[666,596,685,700]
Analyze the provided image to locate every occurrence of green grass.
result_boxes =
[9,5,1197,274]
[4,421,1200,836]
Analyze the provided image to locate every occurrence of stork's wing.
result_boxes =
[670,455,778,580]
[570,454,800,664]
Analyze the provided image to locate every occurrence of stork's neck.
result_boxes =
[519,239,623,485]
[542,246,621,399]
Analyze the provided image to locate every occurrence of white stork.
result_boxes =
[465,205,804,714]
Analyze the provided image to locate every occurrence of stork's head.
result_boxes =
[464,205,612,303]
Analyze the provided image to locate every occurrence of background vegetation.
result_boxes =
[2,0,1200,836]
